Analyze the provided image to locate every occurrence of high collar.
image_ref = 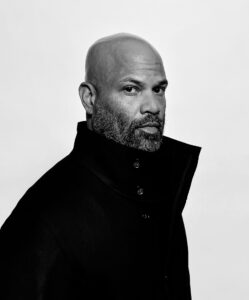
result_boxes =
[71,121,201,207]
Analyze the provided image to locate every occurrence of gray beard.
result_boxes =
[91,100,165,152]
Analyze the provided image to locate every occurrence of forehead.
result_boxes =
[121,55,164,76]
[104,40,166,85]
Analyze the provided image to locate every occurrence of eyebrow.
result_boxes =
[119,77,168,87]
[119,78,145,87]
[157,79,169,87]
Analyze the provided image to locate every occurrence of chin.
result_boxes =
[137,140,162,152]
[133,131,163,152]
[129,134,162,152]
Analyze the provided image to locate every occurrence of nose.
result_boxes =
[140,92,165,116]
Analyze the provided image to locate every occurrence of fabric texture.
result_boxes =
[0,121,201,299]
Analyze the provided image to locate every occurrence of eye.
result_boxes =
[153,86,166,95]
[122,85,139,95]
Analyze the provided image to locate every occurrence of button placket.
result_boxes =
[133,158,144,198]
[137,186,144,196]
[133,158,140,169]
[141,213,151,220]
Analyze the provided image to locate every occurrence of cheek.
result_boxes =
[109,93,139,119]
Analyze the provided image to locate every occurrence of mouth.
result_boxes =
[140,122,160,127]
[138,122,160,134]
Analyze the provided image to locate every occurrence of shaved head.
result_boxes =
[79,33,167,152]
[85,33,164,92]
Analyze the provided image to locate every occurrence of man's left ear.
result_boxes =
[78,82,97,115]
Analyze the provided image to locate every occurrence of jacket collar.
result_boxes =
[72,121,201,207]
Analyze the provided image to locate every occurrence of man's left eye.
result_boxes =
[153,86,166,94]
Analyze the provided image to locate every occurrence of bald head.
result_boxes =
[79,33,167,151]
[85,33,164,92]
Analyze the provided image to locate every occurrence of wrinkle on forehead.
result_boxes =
[85,33,165,90]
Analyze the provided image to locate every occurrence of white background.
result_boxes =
[1,0,249,299]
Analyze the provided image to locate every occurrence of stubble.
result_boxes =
[92,100,165,152]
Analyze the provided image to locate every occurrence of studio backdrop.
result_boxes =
[0,1,248,299]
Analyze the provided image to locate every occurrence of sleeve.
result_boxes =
[0,209,83,300]
[166,215,192,300]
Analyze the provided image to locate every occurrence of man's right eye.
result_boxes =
[123,86,139,95]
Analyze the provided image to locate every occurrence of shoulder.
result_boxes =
[0,151,100,261]
[1,152,91,232]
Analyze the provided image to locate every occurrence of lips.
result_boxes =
[139,122,160,128]
[137,122,160,134]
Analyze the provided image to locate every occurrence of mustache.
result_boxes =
[131,114,164,130]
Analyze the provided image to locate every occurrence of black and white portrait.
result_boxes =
[0,1,248,299]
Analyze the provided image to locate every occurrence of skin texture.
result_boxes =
[79,33,168,152]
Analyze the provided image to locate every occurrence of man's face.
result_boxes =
[91,41,167,152]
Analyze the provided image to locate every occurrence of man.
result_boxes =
[0,33,201,299]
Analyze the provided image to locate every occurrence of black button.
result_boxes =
[133,159,140,169]
[141,213,150,219]
[137,187,144,196]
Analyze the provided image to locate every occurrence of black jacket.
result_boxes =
[0,122,201,300]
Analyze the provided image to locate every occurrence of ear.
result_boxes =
[78,82,96,115]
